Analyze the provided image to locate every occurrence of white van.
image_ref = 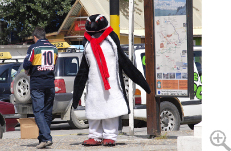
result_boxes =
[72,45,202,131]
[131,45,202,131]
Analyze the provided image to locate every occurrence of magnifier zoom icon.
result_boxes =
[210,130,231,151]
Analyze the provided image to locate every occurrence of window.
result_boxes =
[0,70,8,83]
[193,51,202,75]
[11,65,20,80]
[64,57,79,76]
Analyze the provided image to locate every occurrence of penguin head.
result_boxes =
[85,14,109,32]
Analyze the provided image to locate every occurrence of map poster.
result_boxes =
[154,0,189,97]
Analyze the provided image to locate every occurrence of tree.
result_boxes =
[0,0,75,44]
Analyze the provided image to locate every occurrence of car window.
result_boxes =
[140,52,146,76]
[0,69,8,83]
[11,65,20,80]
[64,57,79,76]
[193,51,202,75]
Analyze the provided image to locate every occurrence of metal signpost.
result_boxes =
[128,0,135,136]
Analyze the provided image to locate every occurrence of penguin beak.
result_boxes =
[91,22,97,30]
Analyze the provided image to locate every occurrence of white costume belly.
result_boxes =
[85,38,128,119]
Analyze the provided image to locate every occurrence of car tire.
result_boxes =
[122,119,147,128]
[0,124,3,139]
[160,101,181,131]
[13,73,31,104]
[68,108,89,129]
[134,119,147,128]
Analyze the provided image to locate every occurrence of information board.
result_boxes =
[154,0,190,97]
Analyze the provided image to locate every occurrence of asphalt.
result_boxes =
[1,122,194,151]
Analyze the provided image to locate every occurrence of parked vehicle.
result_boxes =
[0,52,22,102]
[10,51,89,129]
[131,45,202,131]
[0,101,19,139]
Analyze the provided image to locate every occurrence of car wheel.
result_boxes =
[13,73,31,104]
[160,101,180,131]
[68,108,89,129]
[0,124,3,139]
[134,119,147,128]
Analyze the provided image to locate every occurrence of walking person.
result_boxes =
[23,26,58,149]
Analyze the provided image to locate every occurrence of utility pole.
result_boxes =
[144,0,161,137]
[110,0,120,39]
[110,0,123,133]
[128,0,134,136]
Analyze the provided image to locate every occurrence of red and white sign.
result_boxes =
[74,21,86,31]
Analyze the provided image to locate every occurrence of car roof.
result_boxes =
[58,52,83,57]
[124,44,202,53]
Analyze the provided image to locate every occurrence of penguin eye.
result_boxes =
[100,17,104,21]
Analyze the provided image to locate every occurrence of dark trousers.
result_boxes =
[31,88,55,142]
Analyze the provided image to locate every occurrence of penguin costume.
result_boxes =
[72,14,151,146]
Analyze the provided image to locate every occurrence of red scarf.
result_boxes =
[84,26,113,90]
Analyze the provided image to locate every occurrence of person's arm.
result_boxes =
[23,46,34,75]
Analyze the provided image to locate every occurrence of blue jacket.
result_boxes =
[23,39,58,90]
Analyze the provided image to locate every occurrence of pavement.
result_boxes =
[1,122,194,151]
